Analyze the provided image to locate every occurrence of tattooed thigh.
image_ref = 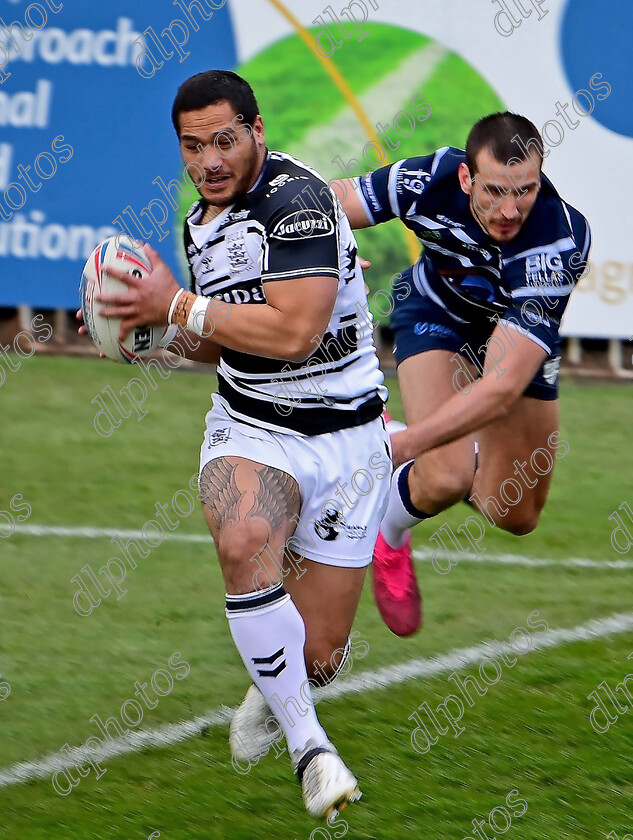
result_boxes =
[247,464,301,535]
[200,457,300,541]
[200,458,243,534]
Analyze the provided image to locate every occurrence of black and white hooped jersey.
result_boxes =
[358,147,591,354]
[184,150,386,436]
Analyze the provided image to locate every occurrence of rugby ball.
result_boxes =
[80,235,165,363]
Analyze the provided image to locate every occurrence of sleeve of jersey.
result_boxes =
[358,155,437,225]
[261,182,340,283]
[499,300,558,355]
[500,215,592,356]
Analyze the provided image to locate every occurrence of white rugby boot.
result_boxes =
[294,741,362,819]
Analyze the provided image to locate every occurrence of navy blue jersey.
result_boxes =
[358,147,591,355]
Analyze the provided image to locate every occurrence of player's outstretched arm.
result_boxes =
[194,271,338,361]
[391,327,547,465]
[331,178,374,229]
[99,244,339,363]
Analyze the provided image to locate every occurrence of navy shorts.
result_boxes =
[390,269,561,401]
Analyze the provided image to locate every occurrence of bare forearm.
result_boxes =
[164,328,222,364]
[395,378,515,463]
[331,178,373,229]
[391,330,548,465]
[169,282,337,363]
[101,250,337,362]
[203,299,313,361]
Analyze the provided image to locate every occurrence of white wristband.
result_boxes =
[167,288,185,324]
[186,295,211,337]
[158,323,179,348]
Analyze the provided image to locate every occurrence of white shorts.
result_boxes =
[199,395,391,567]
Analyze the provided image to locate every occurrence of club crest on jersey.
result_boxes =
[227,230,254,272]
[208,428,231,447]
[270,210,334,240]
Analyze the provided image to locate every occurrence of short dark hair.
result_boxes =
[171,70,260,133]
[465,112,544,174]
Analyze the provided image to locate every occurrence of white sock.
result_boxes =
[380,461,430,548]
[226,583,328,756]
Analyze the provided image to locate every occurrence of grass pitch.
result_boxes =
[1,355,632,839]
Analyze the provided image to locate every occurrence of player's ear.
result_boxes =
[458,162,473,195]
[252,115,265,145]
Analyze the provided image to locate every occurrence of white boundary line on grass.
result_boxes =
[12,524,633,570]
[1,611,632,789]
[412,548,633,571]
[13,525,210,543]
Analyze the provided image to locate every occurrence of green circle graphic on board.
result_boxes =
[176,24,505,322]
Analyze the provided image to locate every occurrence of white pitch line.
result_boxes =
[413,548,633,571]
[12,525,633,570]
[12,525,209,543]
[1,611,632,789]
[320,611,633,699]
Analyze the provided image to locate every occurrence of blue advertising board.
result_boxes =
[0,0,237,307]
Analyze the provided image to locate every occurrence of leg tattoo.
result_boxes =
[200,459,242,532]
[247,465,301,536]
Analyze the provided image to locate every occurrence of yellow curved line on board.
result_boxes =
[264,0,420,266]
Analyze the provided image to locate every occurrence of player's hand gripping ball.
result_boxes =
[80,235,165,363]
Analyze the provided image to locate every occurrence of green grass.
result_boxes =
[1,356,632,839]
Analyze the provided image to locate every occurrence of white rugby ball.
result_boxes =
[80,235,165,363]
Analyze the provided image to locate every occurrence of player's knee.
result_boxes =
[499,507,541,536]
[410,464,472,511]
[217,522,277,589]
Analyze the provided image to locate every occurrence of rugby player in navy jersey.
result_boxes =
[94,70,391,818]
[334,113,591,637]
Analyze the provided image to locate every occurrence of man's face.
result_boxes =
[178,100,266,207]
[458,147,542,243]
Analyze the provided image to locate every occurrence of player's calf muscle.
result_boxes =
[304,638,350,682]
[409,452,475,513]
[501,506,541,536]
[470,468,553,534]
